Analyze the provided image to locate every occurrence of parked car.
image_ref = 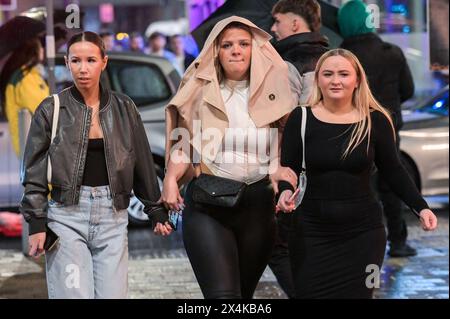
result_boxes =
[0,52,181,226]
[399,85,449,198]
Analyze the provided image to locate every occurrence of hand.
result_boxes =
[419,209,438,231]
[161,176,184,211]
[270,166,297,194]
[29,232,46,259]
[276,190,296,213]
[153,222,173,236]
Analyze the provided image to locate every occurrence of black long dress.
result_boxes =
[278,107,429,299]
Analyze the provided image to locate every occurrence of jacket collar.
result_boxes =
[274,32,329,54]
[70,84,109,110]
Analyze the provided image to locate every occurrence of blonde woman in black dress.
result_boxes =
[276,49,438,298]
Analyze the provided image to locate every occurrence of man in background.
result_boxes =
[145,32,181,75]
[169,34,196,75]
[100,30,121,52]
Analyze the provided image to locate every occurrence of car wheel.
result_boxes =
[128,162,164,227]
[400,154,421,191]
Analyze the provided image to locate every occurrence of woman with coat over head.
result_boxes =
[276,49,438,298]
[162,16,297,299]
[20,31,169,299]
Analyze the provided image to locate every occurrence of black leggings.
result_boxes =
[182,177,277,299]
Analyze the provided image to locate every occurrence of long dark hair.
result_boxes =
[0,38,42,112]
[66,31,106,58]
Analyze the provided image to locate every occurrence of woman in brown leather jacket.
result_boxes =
[20,31,169,299]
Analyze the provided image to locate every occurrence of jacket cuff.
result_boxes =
[412,202,430,219]
[276,181,296,202]
[278,180,295,195]
[146,206,169,228]
[28,217,47,235]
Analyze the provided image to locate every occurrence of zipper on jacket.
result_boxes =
[100,113,115,204]
[72,107,90,203]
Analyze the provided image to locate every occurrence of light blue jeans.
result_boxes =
[45,185,129,299]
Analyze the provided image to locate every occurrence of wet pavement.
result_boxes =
[0,204,448,299]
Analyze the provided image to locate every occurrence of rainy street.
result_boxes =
[0,202,447,299]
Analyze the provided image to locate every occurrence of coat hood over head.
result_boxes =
[165,16,295,164]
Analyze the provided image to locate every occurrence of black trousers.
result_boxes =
[377,131,408,244]
[182,177,277,299]
[268,213,296,298]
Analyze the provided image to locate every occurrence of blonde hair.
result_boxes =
[308,48,395,158]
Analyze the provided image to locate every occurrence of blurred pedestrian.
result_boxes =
[338,0,418,257]
[145,31,181,75]
[169,34,196,74]
[20,31,169,298]
[162,16,295,298]
[99,30,121,52]
[0,37,49,156]
[271,0,329,105]
[276,49,438,298]
[129,32,145,53]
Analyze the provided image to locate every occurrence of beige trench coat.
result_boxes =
[165,16,296,174]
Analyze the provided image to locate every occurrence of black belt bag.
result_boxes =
[191,173,246,208]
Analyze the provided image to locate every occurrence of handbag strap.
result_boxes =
[300,106,307,171]
[47,94,60,183]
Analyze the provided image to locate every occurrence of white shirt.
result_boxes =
[206,79,272,184]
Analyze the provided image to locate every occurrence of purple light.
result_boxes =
[189,0,225,31]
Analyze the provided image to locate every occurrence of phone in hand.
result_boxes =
[168,210,180,231]
[44,226,60,251]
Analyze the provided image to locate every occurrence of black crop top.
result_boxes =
[82,138,109,187]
